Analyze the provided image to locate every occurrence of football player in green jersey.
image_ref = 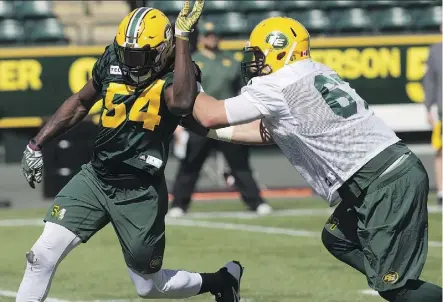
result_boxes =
[18,2,243,301]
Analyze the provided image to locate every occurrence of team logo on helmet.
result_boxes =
[382,271,399,284]
[265,31,289,49]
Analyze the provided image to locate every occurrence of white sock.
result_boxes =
[128,267,203,299]
[16,222,81,302]
[437,191,443,198]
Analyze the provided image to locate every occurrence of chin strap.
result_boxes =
[129,73,151,84]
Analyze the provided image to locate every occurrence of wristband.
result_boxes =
[206,127,234,142]
[29,139,42,151]
[174,29,191,40]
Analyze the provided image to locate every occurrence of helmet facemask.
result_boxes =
[241,46,272,85]
[115,40,171,86]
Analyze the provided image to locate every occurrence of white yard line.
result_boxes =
[167,218,320,237]
[0,290,72,302]
[0,290,139,302]
[0,205,439,227]
[186,208,334,219]
[1,212,441,247]
[186,206,441,220]
[166,219,443,247]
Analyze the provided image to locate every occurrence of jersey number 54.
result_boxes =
[101,80,164,131]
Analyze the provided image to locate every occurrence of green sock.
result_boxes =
[379,280,442,302]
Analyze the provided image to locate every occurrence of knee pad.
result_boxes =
[26,222,80,272]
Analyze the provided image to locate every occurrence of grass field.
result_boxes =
[1,196,441,302]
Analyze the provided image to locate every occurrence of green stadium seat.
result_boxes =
[0,1,14,19]
[205,12,248,37]
[11,0,22,9]
[280,0,320,11]
[25,18,68,45]
[0,19,23,45]
[15,0,54,20]
[204,1,236,13]
[362,0,401,8]
[246,11,283,31]
[238,1,276,12]
[373,7,412,31]
[290,10,331,34]
[399,0,437,7]
[149,1,182,14]
[322,0,360,10]
[413,6,442,29]
[331,8,372,33]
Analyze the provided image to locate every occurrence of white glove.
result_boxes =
[22,143,43,189]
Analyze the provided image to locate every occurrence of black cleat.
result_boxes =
[215,261,244,302]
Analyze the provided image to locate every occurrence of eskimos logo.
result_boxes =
[265,31,289,49]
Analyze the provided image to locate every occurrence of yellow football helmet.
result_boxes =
[115,7,174,85]
[241,17,310,83]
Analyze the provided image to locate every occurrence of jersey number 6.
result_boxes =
[101,80,164,131]
[314,74,369,119]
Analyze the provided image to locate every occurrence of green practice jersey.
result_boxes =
[193,50,241,100]
[90,44,180,178]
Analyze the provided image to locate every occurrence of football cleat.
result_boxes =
[215,261,244,302]
[167,207,185,218]
[256,203,273,216]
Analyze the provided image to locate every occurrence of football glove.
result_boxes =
[175,0,205,40]
[22,141,43,189]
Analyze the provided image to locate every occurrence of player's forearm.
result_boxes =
[33,94,91,147]
[171,39,197,115]
[192,92,230,128]
[207,120,274,145]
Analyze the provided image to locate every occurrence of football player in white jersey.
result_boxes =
[185,17,442,302]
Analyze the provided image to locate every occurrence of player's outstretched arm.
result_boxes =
[210,119,274,145]
[166,0,204,115]
[33,79,100,147]
[192,92,230,128]
[21,79,100,188]
[190,92,274,145]
[181,114,273,145]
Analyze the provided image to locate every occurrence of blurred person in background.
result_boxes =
[423,28,442,206]
[169,21,272,218]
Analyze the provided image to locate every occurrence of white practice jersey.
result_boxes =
[238,59,400,206]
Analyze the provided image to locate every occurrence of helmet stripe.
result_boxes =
[126,7,152,44]
[126,8,145,43]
